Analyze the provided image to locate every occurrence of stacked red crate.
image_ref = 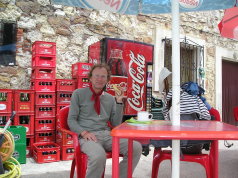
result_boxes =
[55,79,76,127]
[56,129,74,161]
[71,62,92,88]
[31,41,57,145]
[13,90,35,139]
[33,142,60,163]
[0,89,13,126]
[26,135,34,157]
[55,79,75,160]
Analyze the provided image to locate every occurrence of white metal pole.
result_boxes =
[153,25,160,91]
[171,0,181,178]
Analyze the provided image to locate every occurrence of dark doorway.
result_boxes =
[0,22,17,66]
[222,60,238,125]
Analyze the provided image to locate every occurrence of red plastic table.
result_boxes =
[111,120,238,178]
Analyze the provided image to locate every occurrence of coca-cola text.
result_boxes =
[127,51,145,111]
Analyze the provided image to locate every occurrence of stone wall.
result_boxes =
[0,0,238,106]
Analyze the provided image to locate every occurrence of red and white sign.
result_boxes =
[80,0,124,13]
[179,0,202,9]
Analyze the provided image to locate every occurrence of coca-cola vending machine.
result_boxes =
[88,38,153,116]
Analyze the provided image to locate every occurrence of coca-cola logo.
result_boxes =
[82,0,123,12]
[127,51,145,111]
[179,0,202,9]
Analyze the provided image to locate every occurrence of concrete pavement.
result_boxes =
[21,140,238,178]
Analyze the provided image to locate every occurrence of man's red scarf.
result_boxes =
[90,84,103,115]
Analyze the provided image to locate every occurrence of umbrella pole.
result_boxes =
[171,0,181,178]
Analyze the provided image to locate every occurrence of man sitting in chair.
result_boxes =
[68,63,142,178]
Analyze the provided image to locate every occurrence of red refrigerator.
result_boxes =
[88,38,153,116]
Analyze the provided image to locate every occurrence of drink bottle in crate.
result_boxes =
[13,90,35,113]
[35,92,56,105]
[61,146,74,161]
[33,142,60,163]
[14,114,34,136]
[56,79,76,92]
[31,80,56,92]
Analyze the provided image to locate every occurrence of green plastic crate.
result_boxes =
[12,144,26,164]
[1,126,26,144]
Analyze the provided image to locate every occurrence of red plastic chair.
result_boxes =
[233,106,238,121]
[151,108,221,178]
[58,105,122,178]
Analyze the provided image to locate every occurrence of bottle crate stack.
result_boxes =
[72,62,92,88]
[0,89,28,163]
[56,126,75,161]
[55,79,76,161]
[13,89,35,157]
[0,43,96,163]
[0,89,13,126]
[30,41,57,146]
[53,62,92,161]
[55,79,76,127]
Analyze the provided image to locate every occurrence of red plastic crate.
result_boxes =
[31,67,56,80]
[0,89,13,113]
[35,92,56,105]
[61,145,74,161]
[56,104,70,115]
[35,130,56,143]
[56,79,76,91]
[0,113,11,126]
[56,91,72,104]
[32,41,56,57]
[76,77,90,89]
[31,80,56,92]
[56,114,60,129]
[35,105,56,118]
[14,90,35,113]
[32,55,56,68]
[14,114,34,135]
[72,62,92,78]
[26,135,34,157]
[56,129,74,147]
[33,142,60,163]
[35,117,55,131]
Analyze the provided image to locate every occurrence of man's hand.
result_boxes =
[113,84,127,103]
[81,131,97,142]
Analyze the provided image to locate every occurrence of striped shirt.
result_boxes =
[163,89,211,120]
